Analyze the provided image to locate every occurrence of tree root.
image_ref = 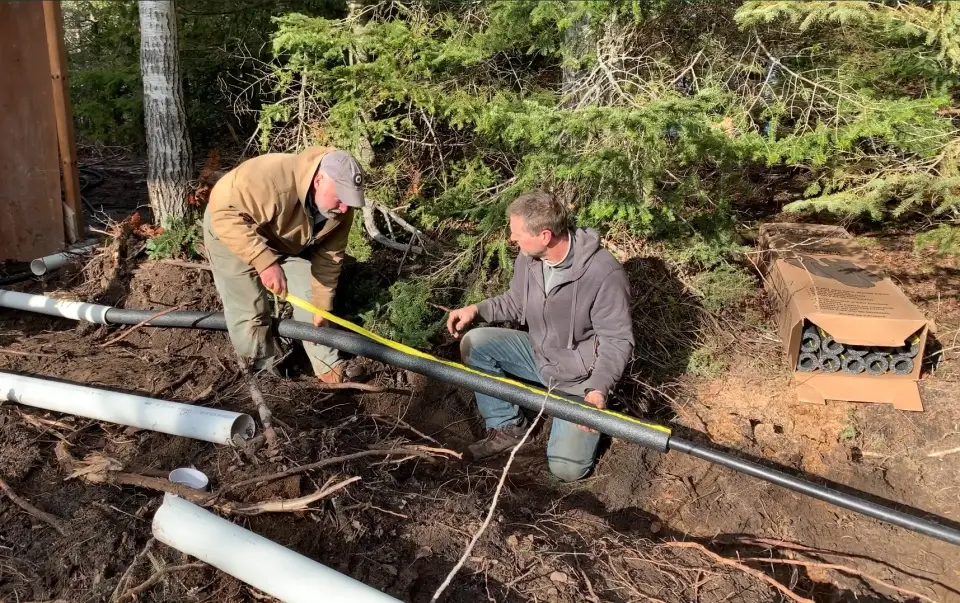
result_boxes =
[217,444,460,499]
[661,542,814,603]
[315,382,411,395]
[117,561,205,601]
[243,369,278,451]
[0,478,69,536]
[740,557,939,603]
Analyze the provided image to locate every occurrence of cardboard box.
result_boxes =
[758,223,933,411]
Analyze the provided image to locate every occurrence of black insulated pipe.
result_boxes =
[820,333,844,355]
[818,353,841,373]
[842,355,866,374]
[796,352,818,372]
[669,438,960,545]
[75,307,960,546]
[278,321,674,453]
[864,352,889,375]
[799,328,820,353]
[891,354,914,375]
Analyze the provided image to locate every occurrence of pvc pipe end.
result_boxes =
[29,259,47,276]
[169,467,210,491]
[231,414,256,441]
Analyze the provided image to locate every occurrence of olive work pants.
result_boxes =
[202,206,340,375]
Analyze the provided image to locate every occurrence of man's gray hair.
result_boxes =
[507,190,568,237]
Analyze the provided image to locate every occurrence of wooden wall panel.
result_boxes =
[0,2,64,261]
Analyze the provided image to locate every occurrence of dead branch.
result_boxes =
[117,562,206,601]
[100,301,195,347]
[227,476,360,515]
[662,542,813,603]
[244,370,278,450]
[111,537,155,602]
[377,204,426,240]
[409,445,462,458]
[362,204,425,254]
[0,478,69,536]
[100,472,214,505]
[77,467,356,517]
[740,557,939,603]
[159,259,212,271]
[316,382,411,395]
[431,394,547,602]
[928,446,960,459]
[368,413,442,446]
[218,446,460,498]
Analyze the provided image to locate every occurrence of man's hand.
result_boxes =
[446,305,479,338]
[313,314,327,328]
[259,263,287,299]
[579,390,606,433]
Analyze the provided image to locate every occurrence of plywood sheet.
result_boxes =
[0,2,64,261]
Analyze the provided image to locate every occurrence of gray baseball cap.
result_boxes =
[319,150,365,208]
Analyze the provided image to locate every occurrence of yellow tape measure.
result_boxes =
[282,293,671,435]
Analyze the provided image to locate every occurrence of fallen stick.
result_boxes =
[661,542,813,603]
[217,446,460,499]
[159,259,212,271]
[102,472,214,505]
[315,382,411,395]
[740,557,939,603]
[0,477,69,536]
[244,370,278,450]
[110,537,155,602]
[100,302,193,347]
[431,394,547,602]
[227,476,360,516]
[0,347,60,359]
[928,446,960,459]
[117,562,206,601]
[91,470,358,517]
[362,205,425,255]
[368,413,442,446]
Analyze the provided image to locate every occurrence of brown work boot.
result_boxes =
[467,424,527,461]
[317,364,344,385]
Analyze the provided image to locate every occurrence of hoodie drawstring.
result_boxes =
[521,266,528,326]
[567,279,578,350]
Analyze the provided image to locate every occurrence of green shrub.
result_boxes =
[692,265,756,312]
[146,218,204,260]
[686,346,724,379]
[915,224,960,257]
[360,278,442,348]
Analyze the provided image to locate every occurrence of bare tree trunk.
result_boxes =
[347,0,374,166]
[561,12,591,109]
[139,0,192,226]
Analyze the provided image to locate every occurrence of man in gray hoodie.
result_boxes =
[446,190,635,481]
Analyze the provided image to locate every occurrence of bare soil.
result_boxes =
[0,170,958,603]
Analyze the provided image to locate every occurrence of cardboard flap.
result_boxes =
[806,315,927,346]
[794,373,922,411]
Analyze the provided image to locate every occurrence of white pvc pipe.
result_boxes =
[0,290,110,324]
[30,240,99,275]
[153,494,401,603]
[0,373,254,444]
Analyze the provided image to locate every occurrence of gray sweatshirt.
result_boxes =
[477,227,634,397]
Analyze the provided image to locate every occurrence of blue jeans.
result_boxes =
[460,327,601,482]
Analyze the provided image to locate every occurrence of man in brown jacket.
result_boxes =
[203,146,365,383]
